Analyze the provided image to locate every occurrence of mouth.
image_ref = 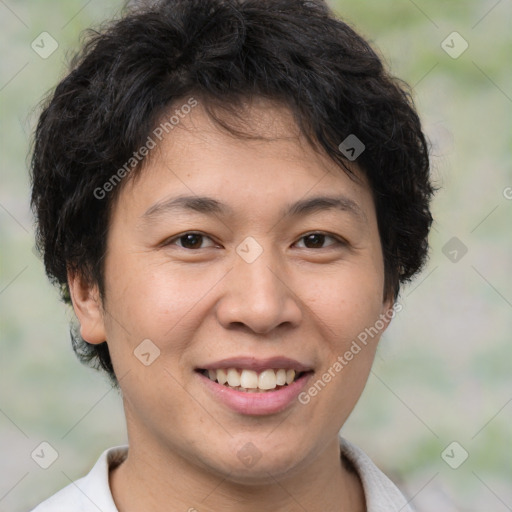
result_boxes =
[194,358,314,415]
[196,367,309,393]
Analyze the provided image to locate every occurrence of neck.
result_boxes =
[110,432,365,512]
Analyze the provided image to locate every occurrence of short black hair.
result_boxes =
[30,0,434,386]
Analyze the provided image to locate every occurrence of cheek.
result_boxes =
[308,262,385,341]
[101,259,213,419]
[102,255,226,357]
[315,266,385,384]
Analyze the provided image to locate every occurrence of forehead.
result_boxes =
[118,97,375,223]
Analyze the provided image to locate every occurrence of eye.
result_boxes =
[163,231,345,251]
[164,232,217,250]
[294,232,344,249]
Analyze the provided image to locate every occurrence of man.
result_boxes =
[30,0,434,510]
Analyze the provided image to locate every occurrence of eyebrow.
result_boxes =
[140,194,366,223]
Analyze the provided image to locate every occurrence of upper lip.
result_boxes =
[196,356,314,373]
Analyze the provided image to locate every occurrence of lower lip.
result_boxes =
[197,371,313,416]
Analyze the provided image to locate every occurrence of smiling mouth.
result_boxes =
[197,368,311,393]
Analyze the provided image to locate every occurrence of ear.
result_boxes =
[67,269,107,345]
[378,295,400,335]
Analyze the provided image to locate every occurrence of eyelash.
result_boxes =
[163,231,346,250]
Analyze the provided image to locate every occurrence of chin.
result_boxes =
[197,440,308,485]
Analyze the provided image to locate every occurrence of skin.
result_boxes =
[69,97,394,512]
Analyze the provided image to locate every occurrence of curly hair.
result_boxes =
[30,0,434,386]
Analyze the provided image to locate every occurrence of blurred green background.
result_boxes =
[0,0,510,510]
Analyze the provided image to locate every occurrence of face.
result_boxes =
[70,98,393,484]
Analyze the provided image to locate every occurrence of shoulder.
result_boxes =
[30,446,128,512]
[339,436,415,512]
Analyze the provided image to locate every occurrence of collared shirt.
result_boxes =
[31,436,414,511]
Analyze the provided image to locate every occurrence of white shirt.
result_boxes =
[31,436,414,511]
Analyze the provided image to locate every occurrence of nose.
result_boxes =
[215,243,303,335]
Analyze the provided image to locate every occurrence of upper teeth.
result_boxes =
[206,368,297,390]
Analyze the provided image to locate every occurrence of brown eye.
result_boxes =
[295,232,342,249]
[165,232,216,250]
